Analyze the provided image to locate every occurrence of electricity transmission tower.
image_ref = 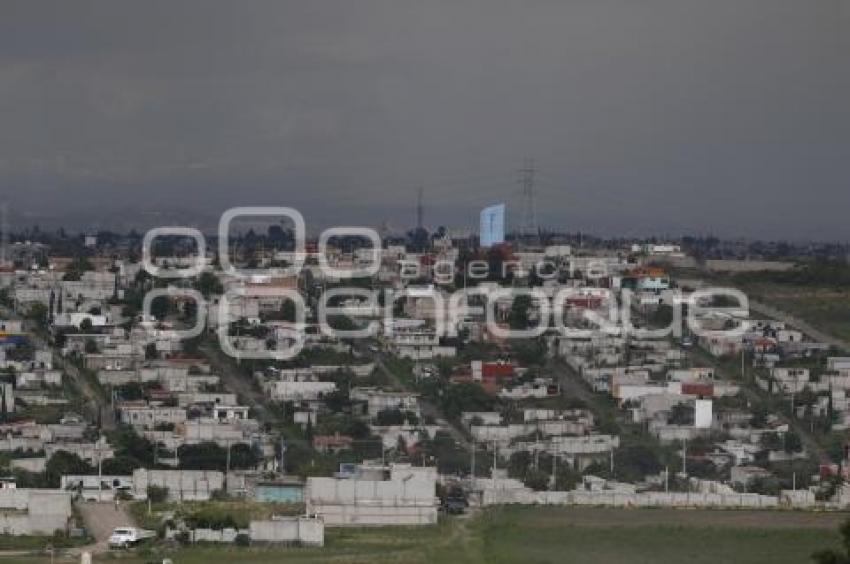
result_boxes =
[518,158,537,241]
[0,203,7,266]
[416,186,424,231]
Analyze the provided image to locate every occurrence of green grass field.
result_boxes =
[779,294,850,342]
[474,507,844,564]
[734,282,850,343]
[3,507,846,564]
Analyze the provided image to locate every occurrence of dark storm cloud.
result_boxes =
[0,0,847,239]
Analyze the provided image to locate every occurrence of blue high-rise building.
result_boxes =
[480,203,506,247]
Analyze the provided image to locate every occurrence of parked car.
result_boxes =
[442,496,468,515]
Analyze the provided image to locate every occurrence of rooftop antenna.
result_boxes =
[518,158,537,242]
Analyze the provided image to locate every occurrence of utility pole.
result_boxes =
[682,438,687,475]
[492,441,497,476]
[280,437,287,475]
[470,439,476,479]
[225,440,232,484]
[97,438,102,483]
[518,158,537,242]
[551,453,558,488]
[222,440,231,495]
[665,466,669,493]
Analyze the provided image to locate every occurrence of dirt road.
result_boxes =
[0,304,107,424]
[373,353,473,451]
[199,339,283,426]
[76,500,138,553]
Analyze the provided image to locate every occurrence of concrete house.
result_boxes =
[306,464,438,526]
[0,489,72,536]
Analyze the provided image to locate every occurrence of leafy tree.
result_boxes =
[150,295,171,321]
[760,432,784,451]
[785,431,803,453]
[195,272,223,299]
[667,403,695,425]
[524,469,551,491]
[612,444,663,483]
[48,290,55,322]
[62,256,93,281]
[322,390,352,413]
[508,451,532,478]
[280,300,296,322]
[748,475,781,496]
[509,295,532,330]
[375,408,418,426]
[116,382,144,401]
[26,303,48,328]
[102,456,141,475]
[46,451,93,487]
[407,227,430,253]
[146,485,169,504]
[554,466,582,491]
[177,442,258,471]
[106,426,155,466]
[825,432,849,463]
[419,430,469,475]
[439,382,497,420]
[511,339,545,367]
[11,468,49,488]
[814,520,850,563]
[0,387,7,423]
[234,533,251,547]
[750,405,769,428]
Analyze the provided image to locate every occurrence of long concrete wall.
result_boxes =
[250,517,324,546]
[306,503,437,526]
[189,518,324,546]
[480,487,781,509]
[132,469,224,501]
[191,527,248,543]
[0,489,72,535]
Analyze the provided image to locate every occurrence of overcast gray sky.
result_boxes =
[0,0,847,239]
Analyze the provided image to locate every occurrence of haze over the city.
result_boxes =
[0,0,847,239]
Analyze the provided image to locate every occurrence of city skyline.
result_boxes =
[0,1,847,239]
